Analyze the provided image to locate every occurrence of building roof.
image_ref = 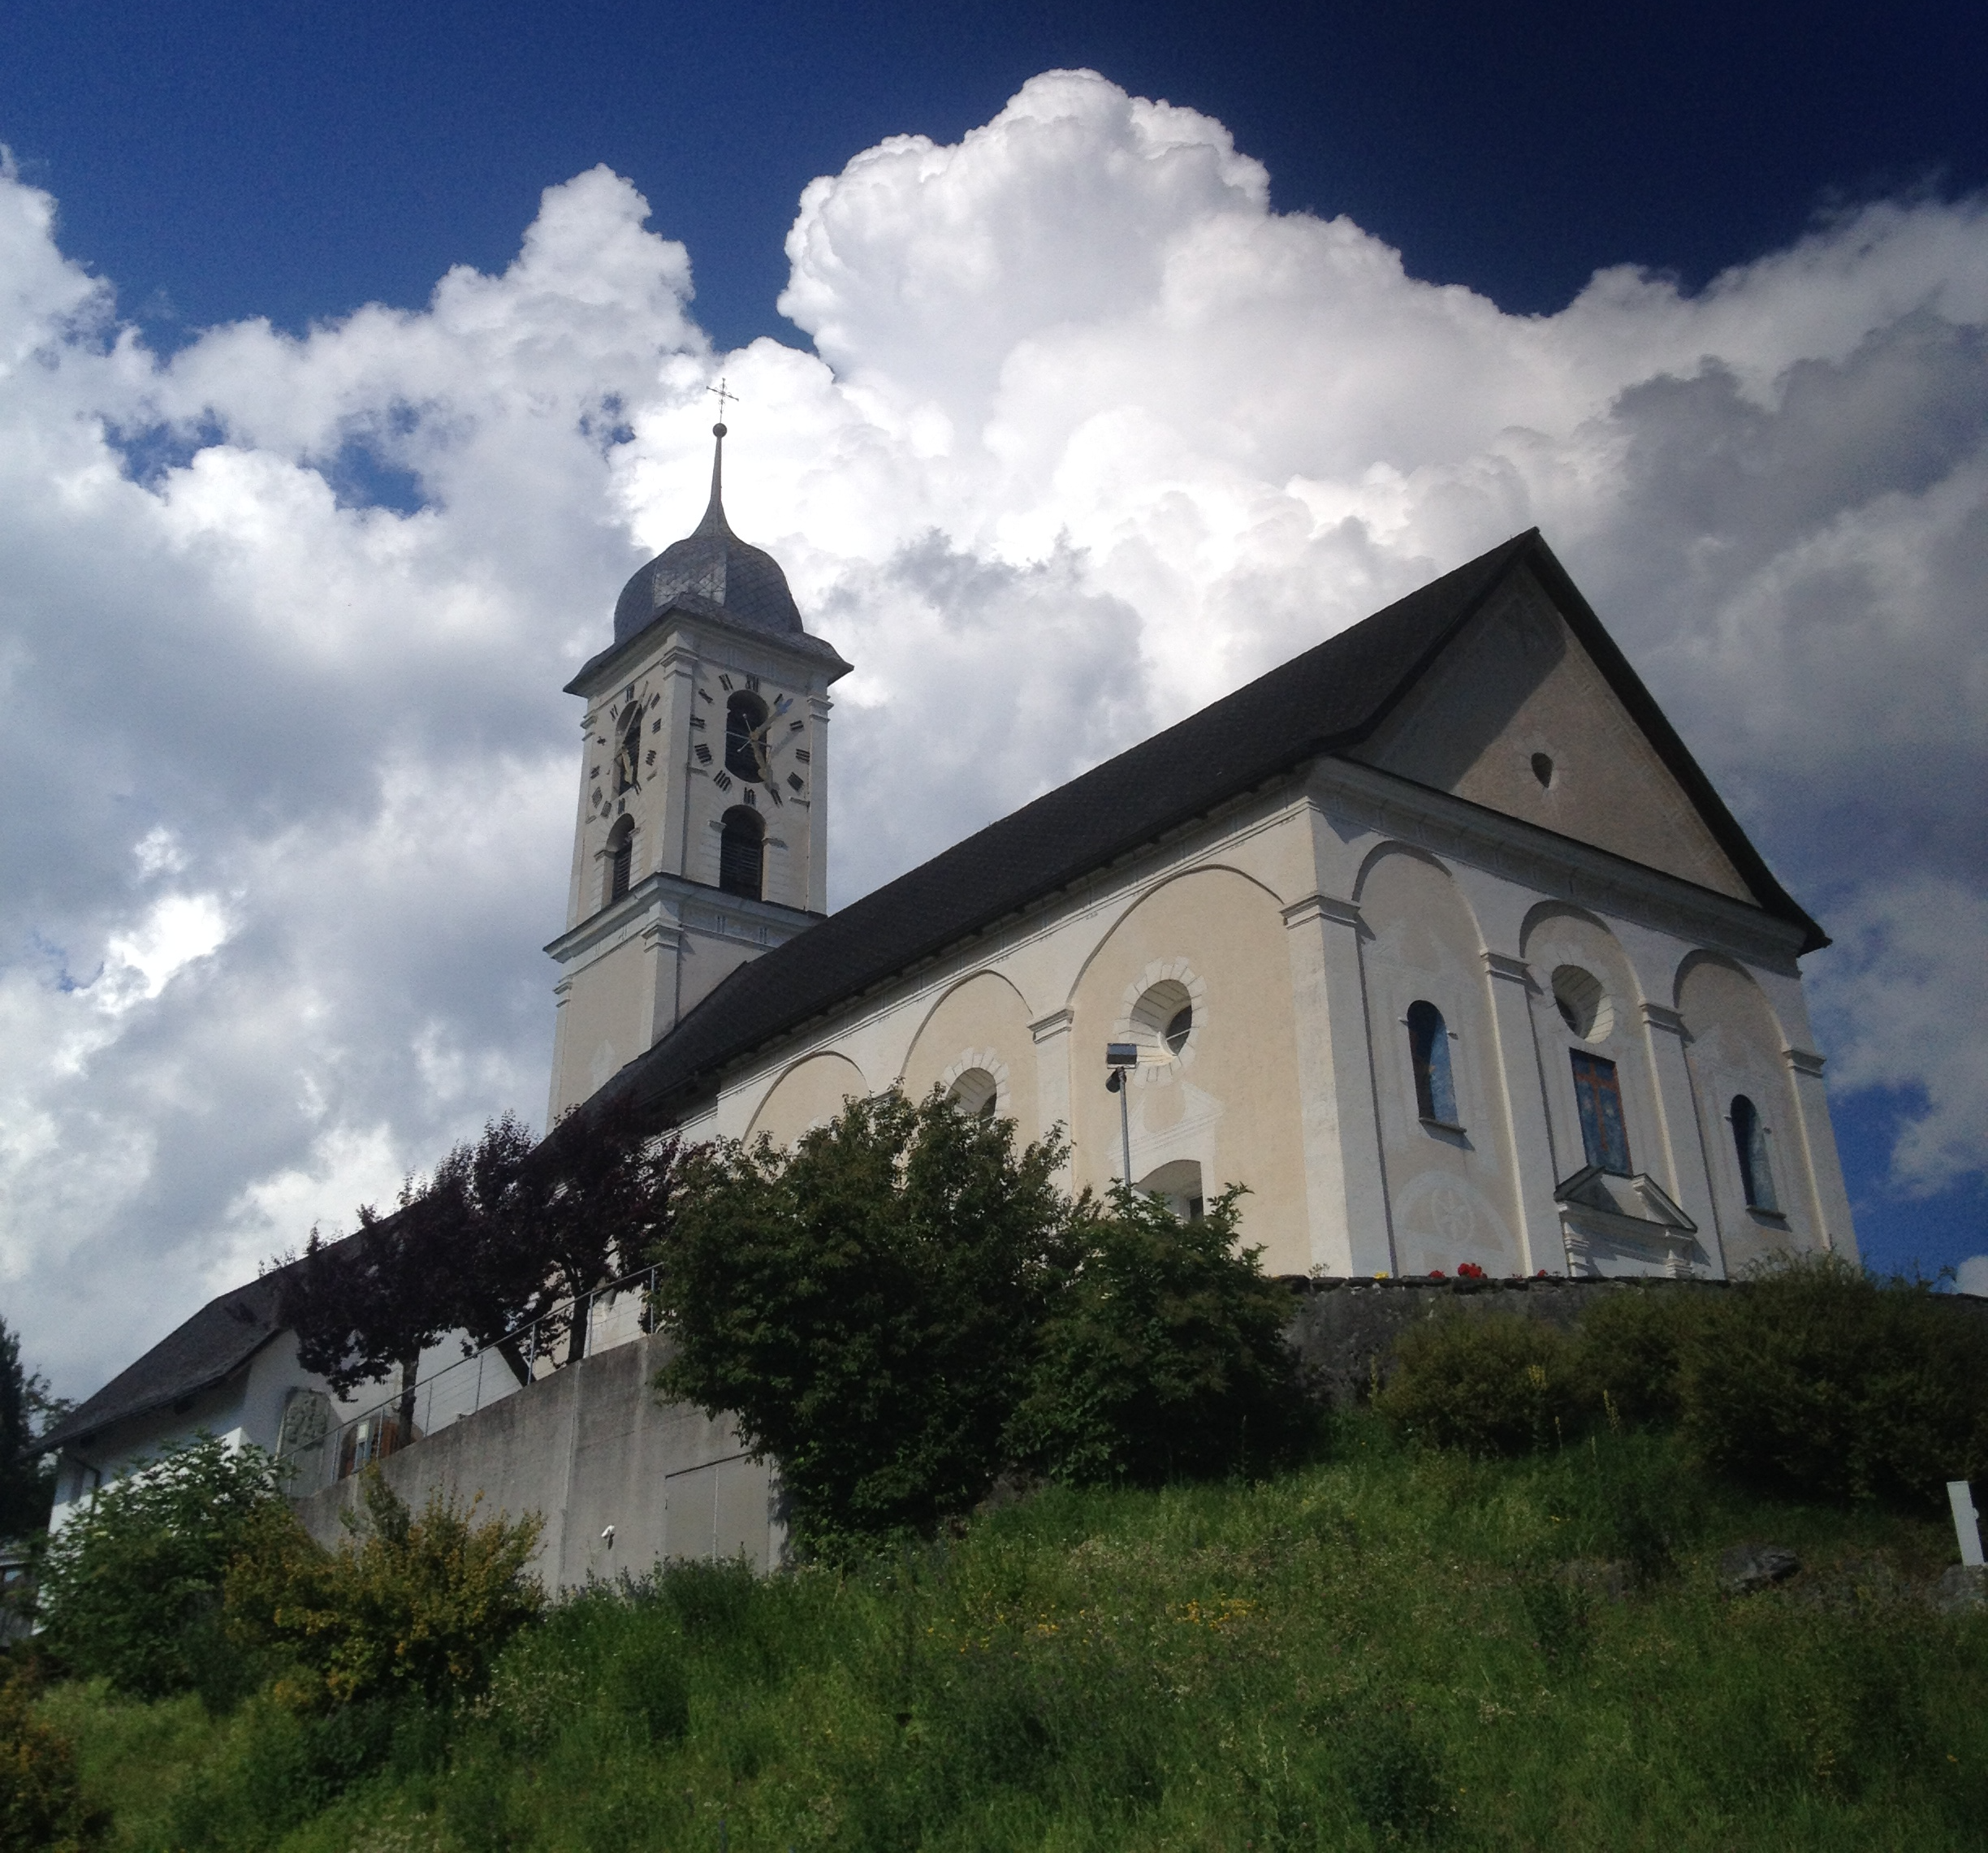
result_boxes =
[38,1266,294,1456]
[602,529,1823,1125]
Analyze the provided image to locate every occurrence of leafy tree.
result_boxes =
[283,1186,460,1441]
[654,1090,1075,1555]
[37,1436,287,1698]
[0,1317,67,1541]
[281,1102,677,1418]
[1005,1185,1312,1484]
[450,1099,680,1377]
[225,1471,544,1711]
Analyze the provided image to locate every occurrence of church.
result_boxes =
[38,422,1856,1557]
[552,421,1853,1284]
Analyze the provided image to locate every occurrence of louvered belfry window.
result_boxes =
[719,806,764,899]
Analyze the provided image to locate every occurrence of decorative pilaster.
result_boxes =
[1480,952,1568,1276]
[1281,894,1392,1276]
[1030,1009,1075,1188]
[1783,1046,1857,1257]
[805,695,832,916]
[1637,1000,1725,1278]
[655,649,697,882]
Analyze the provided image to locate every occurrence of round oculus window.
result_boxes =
[1130,978,1195,1062]
[1551,964,1614,1041]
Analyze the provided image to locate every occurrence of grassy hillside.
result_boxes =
[39,1418,1988,1852]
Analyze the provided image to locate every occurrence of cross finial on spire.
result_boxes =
[708,376,740,430]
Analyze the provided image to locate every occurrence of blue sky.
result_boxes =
[10,0,1984,351]
[3,1,1986,1393]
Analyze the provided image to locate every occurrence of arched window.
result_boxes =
[606,818,634,904]
[1407,1000,1458,1125]
[1138,1159,1205,1222]
[719,806,764,899]
[1731,1095,1778,1212]
[724,690,769,783]
[615,703,643,793]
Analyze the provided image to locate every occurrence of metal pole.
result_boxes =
[1118,1076,1132,1187]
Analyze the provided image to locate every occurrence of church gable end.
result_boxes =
[1348,561,1757,905]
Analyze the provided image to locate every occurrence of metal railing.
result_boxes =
[278,1266,660,1496]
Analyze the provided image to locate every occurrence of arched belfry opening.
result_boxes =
[719,806,765,899]
[605,816,635,905]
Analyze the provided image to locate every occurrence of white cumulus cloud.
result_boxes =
[4,71,1988,1393]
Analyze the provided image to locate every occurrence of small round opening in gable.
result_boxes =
[1551,965,1613,1041]
[1130,979,1195,1062]
[1531,752,1554,788]
[947,1068,998,1118]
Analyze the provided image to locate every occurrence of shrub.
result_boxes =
[37,1436,287,1699]
[1375,1312,1586,1455]
[1679,1255,1988,1506]
[224,1468,544,1710]
[1571,1287,1702,1428]
[0,1668,102,1853]
[1005,1186,1312,1484]
[655,1090,1076,1554]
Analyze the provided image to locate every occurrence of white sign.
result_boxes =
[1949,1480,1985,1569]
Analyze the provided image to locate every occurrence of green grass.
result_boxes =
[39,1419,1988,1851]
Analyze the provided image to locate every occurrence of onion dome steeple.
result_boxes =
[612,421,805,645]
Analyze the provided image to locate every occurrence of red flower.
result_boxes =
[1456,1261,1485,1279]
[1428,1269,1446,1279]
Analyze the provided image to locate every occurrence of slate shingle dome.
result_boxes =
[612,424,804,645]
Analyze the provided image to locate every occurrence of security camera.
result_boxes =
[601,1524,616,1544]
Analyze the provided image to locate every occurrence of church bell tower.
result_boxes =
[544,420,852,1122]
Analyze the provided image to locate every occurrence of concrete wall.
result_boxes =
[291,1333,780,1591]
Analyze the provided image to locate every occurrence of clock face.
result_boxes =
[720,679,803,792]
[599,680,655,804]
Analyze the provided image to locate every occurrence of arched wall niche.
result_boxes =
[1519,904,1655,1187]
[1066,865,1307,1276]
[1675,952,1812,1265]
[1060,863,1288,1010]
[1356,844,1520,1276]
[746,1051,868,1149]
[898,970,1038,1133]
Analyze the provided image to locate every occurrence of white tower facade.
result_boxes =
[544,425,851,1122]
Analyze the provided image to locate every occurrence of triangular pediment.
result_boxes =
[1347,560,1759,905]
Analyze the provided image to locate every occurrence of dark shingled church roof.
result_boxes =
[600,528,1825,1128]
